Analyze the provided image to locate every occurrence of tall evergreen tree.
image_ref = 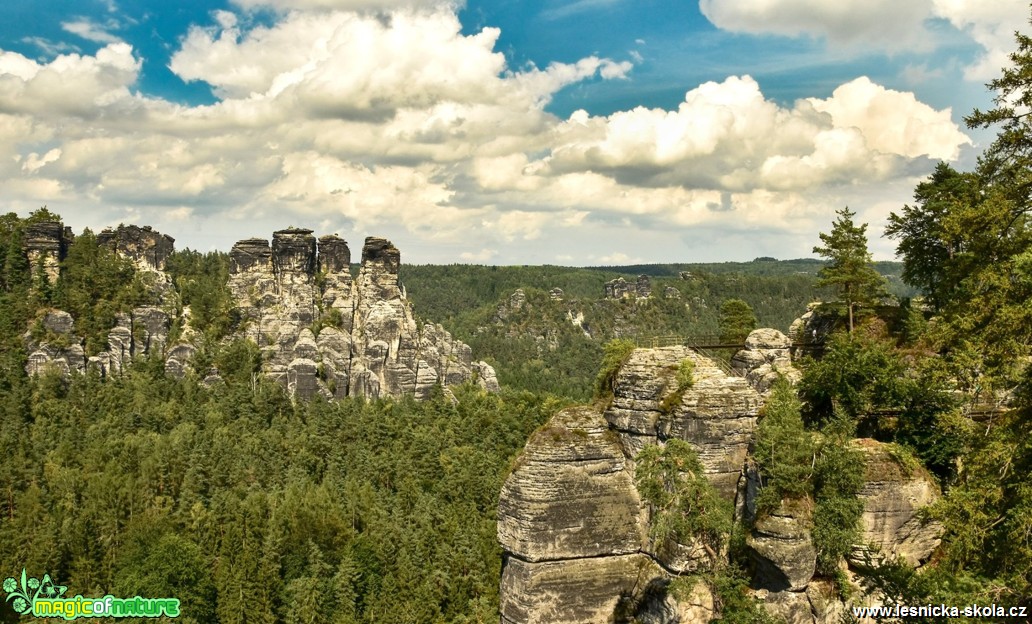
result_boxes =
[813,207,888,334]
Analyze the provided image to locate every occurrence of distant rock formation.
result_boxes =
[604,274,651,299]
[21,221,496,401]
[226,230,495,400]
[97,224,175,272]
[497,346,944,624]
[23,221,72,284]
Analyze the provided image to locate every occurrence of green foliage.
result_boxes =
[634,440,732,561]
[797,331,908,432]
[594,338,636,399]
[753,378,815,512]
[0,363,554,623]
[811,414,865,576]
[813,208,889,333]
[166,249,236,340]
[718,298,757,344]
[885,29,1032,390]
[51,228,155,355]
[855,556,1013,624]
[753,382,864,576]
[927,401,1032,603]
[675,358,695,392]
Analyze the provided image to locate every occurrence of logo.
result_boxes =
[3,570,180,619]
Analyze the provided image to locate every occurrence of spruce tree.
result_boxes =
[812,207,887,334]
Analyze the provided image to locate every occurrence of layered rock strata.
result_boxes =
[850,439,942,566]
[604,346,761,497]
[23,221,72,284]
[499,348,761,624]
[498,346,945,624]
[228,231,494,399]
[731,328,802,395]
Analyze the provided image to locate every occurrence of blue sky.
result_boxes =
[0,0,1026,263]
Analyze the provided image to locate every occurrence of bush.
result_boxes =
[593,338,636,399]
[635,440,732,559]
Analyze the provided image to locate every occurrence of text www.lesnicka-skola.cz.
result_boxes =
[852,604,1028,619]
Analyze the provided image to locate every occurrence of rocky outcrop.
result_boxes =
[25,310,85,376]
[850,440,942,567]
[604,275,652,299]
[97,224,175,272]
[731,328,802,395]
[19,221,493,400]
[498,347,945,624]
[499,407,643,562]
[497,406,659,624]
[23,221,72,284]
[604,346,761,498]
[227,231,494,400]
[747,501,817,592]
[499,348,761,623]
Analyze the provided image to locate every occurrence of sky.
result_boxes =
[0,0,1027,264]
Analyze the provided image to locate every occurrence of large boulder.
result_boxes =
[850,440,943,566]
[731,328,800,395]
[747,501,817,592]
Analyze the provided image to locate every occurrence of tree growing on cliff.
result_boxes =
[813,208,888,334]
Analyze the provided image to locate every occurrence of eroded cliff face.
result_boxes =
[226,231,493,399]
[497,341,944,624]
[498,346,762,624]
[22,223,496,400]
[25,225,176,378]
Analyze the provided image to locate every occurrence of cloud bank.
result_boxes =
[0,2,976,262]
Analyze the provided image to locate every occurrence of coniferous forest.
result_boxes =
[1,19,1031,624]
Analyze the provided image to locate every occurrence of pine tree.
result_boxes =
[813,207,888,334]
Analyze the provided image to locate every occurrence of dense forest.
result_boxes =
[398,261,909,400]
[0,19,1030,624]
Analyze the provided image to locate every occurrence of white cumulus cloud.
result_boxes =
[0,2,975,262]
[699,0,1028,80]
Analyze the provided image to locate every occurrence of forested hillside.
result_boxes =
[399,261,909,399]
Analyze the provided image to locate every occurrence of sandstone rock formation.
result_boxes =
[20,221,494,401]
[731,328,802,395]
[604,346,761,497]
[498,346,945,624]
[23,221,72,284]
[97,224,175,272]
[604,275,652,299]
[497,406,659,624]
[499,347,762,624]
[747,501,817,592]
[850,439,943,567]
[227,231,494,400]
